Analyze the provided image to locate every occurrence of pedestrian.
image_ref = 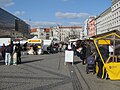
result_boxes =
[33,44,38,55]
[80,44,86,65]
[5,44,13,65]
[23,42,28,51]
[59,43,62,52]
[72,42,76,56]
[62,44,67,52]
[50,44,54,54]
[16,43,22,64]
[67,44,72,51]
[96,54,104,79]
[1,43,6,60]
[86,44,92,59]
[13,45,17,65]
[28,45,34,55]
[97,45,109,79]
[76,46,82,57]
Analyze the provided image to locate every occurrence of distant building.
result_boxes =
[0,8,30,38]
[30,28,52,40]
[57,26,83,41]
[31,26,83,42]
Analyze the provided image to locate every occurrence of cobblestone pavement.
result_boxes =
[0,52,120,90]
[0,53,72,90]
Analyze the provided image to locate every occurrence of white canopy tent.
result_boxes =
[27,36,42,44]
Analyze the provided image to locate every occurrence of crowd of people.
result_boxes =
[72,40,110,79]
[58,40,110,79]
[0,40,110,79]
[27,44,39,55]
[0,42,27,65]
[0,42,68,65]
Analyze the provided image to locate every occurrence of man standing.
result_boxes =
[16,43,22,64]
[5,44,13,65]
[33,44,38,55]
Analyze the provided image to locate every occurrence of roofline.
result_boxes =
[95,7,111,19]
[59,26,82,29]
[92,30,120,38]
[0,8,29,25]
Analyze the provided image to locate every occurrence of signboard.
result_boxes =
[65,50,74,65]
[27,39,42,43]
[98,40,110,45]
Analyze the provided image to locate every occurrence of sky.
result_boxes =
[0,0,112,28]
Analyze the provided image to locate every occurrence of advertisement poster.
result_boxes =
[65,50,74,65]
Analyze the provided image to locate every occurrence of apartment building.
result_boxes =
[95,0,120,35]
[111,0,120,31]
[95,7,112,35]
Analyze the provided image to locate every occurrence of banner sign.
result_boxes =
[27,39,42,43]
[104,62,120,80]
[98,40,110,45]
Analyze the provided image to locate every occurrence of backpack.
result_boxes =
[5,45,13,53]
[5,46,10,53]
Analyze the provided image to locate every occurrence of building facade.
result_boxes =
[31,28,52,40]
[84,19,89,39]
[95,0,120,35]
[84,17,96,38]
[57,26,83,41]
[111,0,120,31]
[31,26,83,42]
[0,8,30,38]
[88,18,96,37]
[95,7,112,35]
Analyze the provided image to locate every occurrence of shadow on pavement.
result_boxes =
[0,55,3,60]
[74,61,82,65]
[21,56,28,59]
[0,60,4,65]
[21,59,44,64]
[0,55,4,65]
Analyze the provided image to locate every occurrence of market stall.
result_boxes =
[93,30,120,80]
[27,36,42,55]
